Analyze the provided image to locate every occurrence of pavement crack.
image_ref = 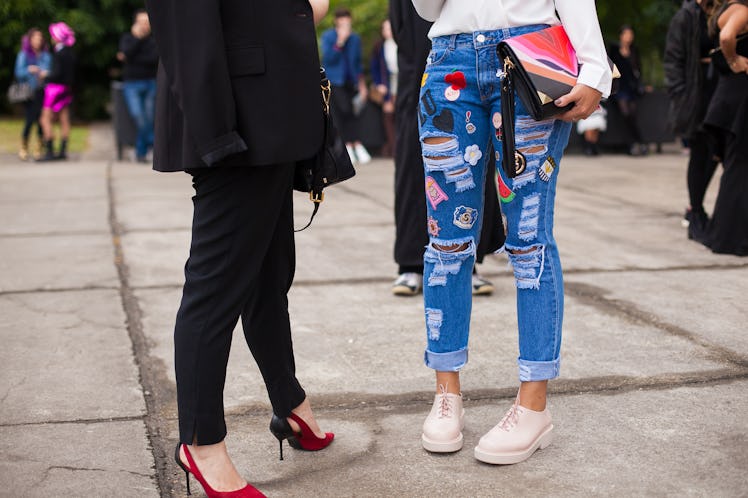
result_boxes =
[107,161,177,498]
[565,281,748,367]
[1,376,26,404]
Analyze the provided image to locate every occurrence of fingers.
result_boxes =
[554,85,602,122]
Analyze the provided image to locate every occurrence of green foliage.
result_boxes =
[597,0,679,86]
[0,0,144,120]
[0,0,680,121]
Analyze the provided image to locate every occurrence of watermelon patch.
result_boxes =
[497,173,516,203]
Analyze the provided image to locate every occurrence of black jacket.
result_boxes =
[145,0,323,172]
[119,33,159,81]
[47,46,75,87]
[664,0,712,137]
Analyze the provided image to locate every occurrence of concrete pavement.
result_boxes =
[0,125,746,497]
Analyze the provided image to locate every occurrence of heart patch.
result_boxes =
[433,109,454,132]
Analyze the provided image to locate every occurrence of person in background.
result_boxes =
[320,8,372,165]
[38,22,75,162]
[370,19,398,158]
[14,28,51,161]
[700,0,748,255]
[664,0,719,240]
[117,9,159,163]
[609,25,648,156]
[389,0,503,297]
[576,105,607,156]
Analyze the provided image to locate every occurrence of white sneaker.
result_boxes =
[354,143,371,164]
[392,272,422,296]
[346,144,358,164]
[472,274,495,296]
[422,385,465,453]
[474,394,553,465]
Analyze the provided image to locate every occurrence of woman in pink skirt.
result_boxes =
[39,22,75,161]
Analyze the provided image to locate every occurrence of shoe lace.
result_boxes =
[437,383,453,418]
[497,396,521,431]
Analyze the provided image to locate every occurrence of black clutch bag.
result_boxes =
[294,68,356,230]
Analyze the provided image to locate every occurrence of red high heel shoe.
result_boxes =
[269,412,334,460]
[174,443,266,497]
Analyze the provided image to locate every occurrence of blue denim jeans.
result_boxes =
[122,79,156,159]
[419,26,572,382]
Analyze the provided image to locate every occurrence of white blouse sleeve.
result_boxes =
[411,0,446,22]
[555,0,613,97]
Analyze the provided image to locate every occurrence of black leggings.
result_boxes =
[687,131,719,212]
[22,89,44,141]
[616,98,642,144]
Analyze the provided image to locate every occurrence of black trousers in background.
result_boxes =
[330,83,360,144]
[175,164,306,445]
[686,130,719,212]
[393,60,505,275]
[22,89,44,142]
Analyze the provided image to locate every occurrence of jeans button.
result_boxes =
[476,34,486,43]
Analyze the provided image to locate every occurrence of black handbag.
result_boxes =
[497,26,619,178]
[294,67,356,231]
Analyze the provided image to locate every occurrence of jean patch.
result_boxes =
[453,206,478,230]
[506,244,545,290]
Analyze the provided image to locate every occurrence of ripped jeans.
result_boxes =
[419,26,572,382]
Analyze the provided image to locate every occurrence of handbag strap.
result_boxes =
[294,67,331,232]
[500,59,527,179]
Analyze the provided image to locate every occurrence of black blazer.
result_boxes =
[146,0,324,172]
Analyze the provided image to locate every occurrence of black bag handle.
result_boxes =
[295,67,331,232]
[500,58,527,179]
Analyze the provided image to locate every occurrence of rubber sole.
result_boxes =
[392,285,420,296]
[422,432,464,453]
[473,426,553,465]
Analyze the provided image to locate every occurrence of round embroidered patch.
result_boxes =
[453,206,478,229]
[427,216,441,237]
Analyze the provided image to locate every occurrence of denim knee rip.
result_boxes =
[505,243,545,290]
[421,133,476,192]
[512,117,554,189]
[425,308,443,341]
[518,193,541,241]
[424,237,476,287]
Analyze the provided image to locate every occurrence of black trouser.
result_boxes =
[22,89,44,142]
[393,52,429,274]
[686,130,719,213]
[616,97,643,143]
[175,164,306,445]
[330,83,360,144]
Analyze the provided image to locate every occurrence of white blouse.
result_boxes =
[411,0,612,96]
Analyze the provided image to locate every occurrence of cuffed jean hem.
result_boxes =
[518,357,560,382]
[425,348,468,371]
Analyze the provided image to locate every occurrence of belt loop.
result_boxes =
[502,27,511,40]
[449,34,457,49]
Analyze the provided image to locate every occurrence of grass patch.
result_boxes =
[0,118,89,154]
